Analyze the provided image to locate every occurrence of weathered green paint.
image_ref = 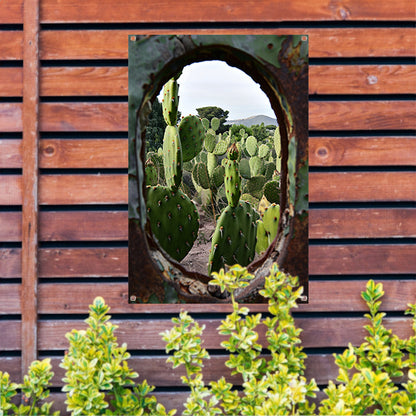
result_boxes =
[128,35,308,303]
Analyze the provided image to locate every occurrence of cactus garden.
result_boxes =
[145,77,284,275]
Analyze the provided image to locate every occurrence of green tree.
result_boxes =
[196,106,229,133]
[145,98,165,152]
[251,122,272,141]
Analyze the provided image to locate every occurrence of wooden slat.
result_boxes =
[0,103,22,132]
[2,172,415,206]
[39,28,416,60]
[2,245,413,279]
[309,65,416,95]
[0,31,23,60]
[37,279,416,314]
[310,172,416,202]
[21,0,41,374]
[39,139,127,169]
[0,139,22,168]
[0,212,21,241]
[309,100,415,131]
[310,208,416,239]
[38,101,416,132]
[310,137,416,166]
[38,248,127,277]
[0,68,22,97]
[0,284,21,314]
[0,321,21,350]
[39,0,415,23]
[0,0,23,24]
[36,316,413,351]
[310,244,416,275]
[39,65,415,96]
[4,137,415,169]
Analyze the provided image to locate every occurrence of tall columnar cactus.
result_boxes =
[146,186,199,262]
[208,144,259,274]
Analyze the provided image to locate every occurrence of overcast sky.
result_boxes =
[158,60,276,121]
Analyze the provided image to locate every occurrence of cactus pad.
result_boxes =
[178,115,205,162]
[246,136,258,157]
[208,201,259,274]
[204,131,217,153]
[192,162,210,190]
[145,159,158,186]
[146,185,199,262]
[162,78,179,126]
[210,117,220,132]
[255,203,280,254]
[249,155,264,177]
[163,126,182,191]
[245,175,266,200]
[258,143,270,159]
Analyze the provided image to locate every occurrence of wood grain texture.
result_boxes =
[4,137,414,169]
[309,65,416,95]
[0,139,22,168]
[39,65,415,96]
[38,101,416,132]
[39,0,415,23]
[0,284,21,314]
[0,212,22,241]
[309,172,416,202]
[2,245,414,278]
[36,317,413,351]
[37,280,416,314]
[0,0,23,24]
[0,103,22,132]
[0,321,20,350]
[310,244,416,275]
[0,175,22,205]
[0,68,23,97]
[309,137,416,166]
[39,28,416,60]
[310,208,416,239]
[0,31,23,60]
[39,139,127,169]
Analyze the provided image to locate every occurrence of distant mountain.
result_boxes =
[226,114,278,127]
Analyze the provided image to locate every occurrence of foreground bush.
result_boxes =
[0,264,414,415]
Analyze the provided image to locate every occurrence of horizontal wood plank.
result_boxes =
[39,0,415,23]
[37,65,415,96]
[38,102,416,132]
[310,208,416,239]
[0,68,22,97]
[0,139,22,168]
[310,244,416,275]
[2,172,415,206]
[0,103,22,132]
[0,31,23,60]
[3,137,414,169]
[310,172,416,202]
[0,321,20,350]
[39,138,127,169]
[1,244,414,278]
[0,0,23,24]
[37,279,416,314]
[36,316,413,351]
[39,28,416,60]
[0,284,21,314]
[310,137,416,166]
[0,212,21,241]
[309,65,416,95]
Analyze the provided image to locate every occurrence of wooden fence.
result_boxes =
[0,0,415,413]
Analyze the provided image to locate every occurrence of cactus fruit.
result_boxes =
[255,203,280,255]
[163,125,182,191]
[208,200,259,274]
[224,143,242,207]
[178,115,205,162]
[263,180,281,204]
[162,78,179,126]
[146,185,199,262]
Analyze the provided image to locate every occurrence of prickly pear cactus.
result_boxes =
[263,179,280,204]
[208,200,259,274]
[146,185,199,262]
[256,203,280,255]
[163,125,182,191]
[192,161,210,190]
[224,143,242,207]
[162,78,179,126]
[145,159,158,186]
[178,115,204,162]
